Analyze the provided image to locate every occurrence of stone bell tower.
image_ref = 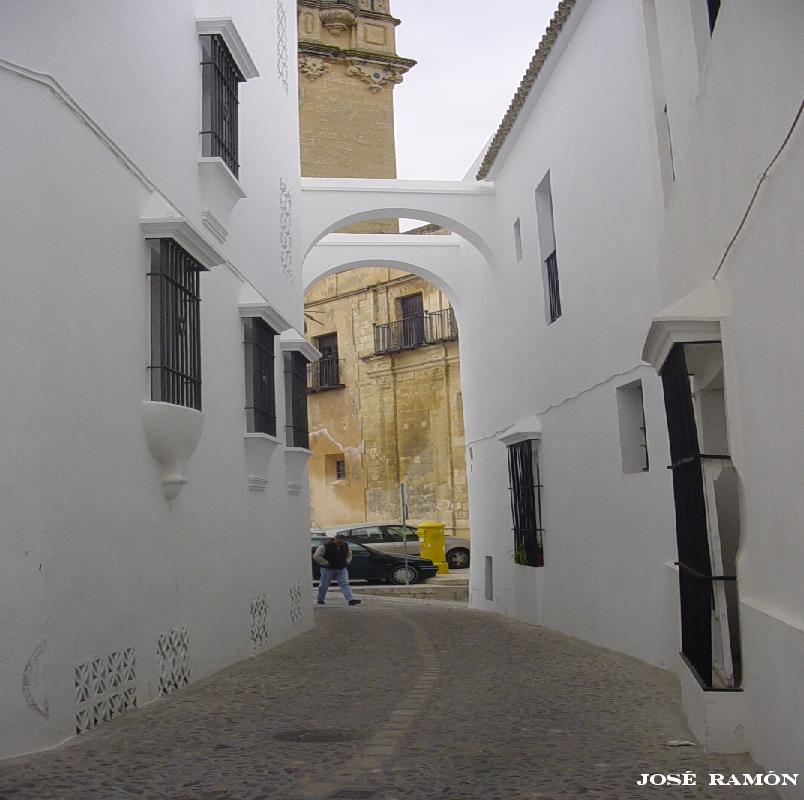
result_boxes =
[297,0,416,232]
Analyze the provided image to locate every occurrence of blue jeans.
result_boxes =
[317,567,354,602]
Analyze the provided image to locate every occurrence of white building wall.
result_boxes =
[0,0,311,758]
[652,0,804,789]
[457,0,682,669]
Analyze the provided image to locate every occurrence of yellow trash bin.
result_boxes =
[416,520,449,575]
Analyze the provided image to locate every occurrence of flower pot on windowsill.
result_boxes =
[143,401,204,500]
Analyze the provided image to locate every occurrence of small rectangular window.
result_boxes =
[616,380,649,473]
[507,439,544,567]
[513,218,523,262]
[535,172,561,324]
[336,458,346,480]
[284,352,310,448]
[200,34,245,176]
[244,318,277,435]
[147,239,205,410]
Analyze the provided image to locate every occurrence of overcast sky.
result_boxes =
[391,0,559,182]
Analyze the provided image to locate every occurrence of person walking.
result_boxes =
[314,533,362,606]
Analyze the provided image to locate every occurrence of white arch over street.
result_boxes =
[298,177,498,268]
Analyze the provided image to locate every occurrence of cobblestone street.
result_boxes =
[0,598,780,800]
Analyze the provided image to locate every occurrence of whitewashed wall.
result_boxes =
[0,0,312,758]
[456,0,682,669]
[652,0,804,790]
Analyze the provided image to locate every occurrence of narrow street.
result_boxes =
[0,598,778,800]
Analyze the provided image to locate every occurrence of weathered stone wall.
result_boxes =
[306,274,469,536]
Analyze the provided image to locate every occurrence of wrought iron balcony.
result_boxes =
[373,308,458,355]
[307,357,345,392]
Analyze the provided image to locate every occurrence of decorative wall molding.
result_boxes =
[498,415,543,447]
[201,210,229,243]
[157,628,190,695]
[287,482,303,495]
[320,7,356,36]
[239,301,291,333]
[250,594,270,649]
[142,402,205,500]
[141,216,225,270]
[346,59,403,93]
[289,583,304,626]
[74,648,136,735]
[196,18,260,80]
[280,328,320,363]
[279,178,293,282]
[276,1,289,94]
[248,475,269,492]
[299,53,328,81]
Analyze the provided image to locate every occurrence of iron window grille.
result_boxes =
[507,440,544,567]
[148,239,205,410]
[373,308,458,355]
[545,249,561,323]
[285,352,310,448]
[336,459,346,480]
[244,318,277,436]
[307,357,344,392]
[200,34,245,177]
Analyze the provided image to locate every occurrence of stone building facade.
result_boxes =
[298,0,470,535]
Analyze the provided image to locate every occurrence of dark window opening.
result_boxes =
[309,333,344,391]
[507,440,544,567]
[244,318,277,435]
[285,352,310,448]
[400,293,425,348]
[706,0,721,34]
[336,459,346,480]
[200,34,245,177]
[148,239,205,410]
[544,250,561,323]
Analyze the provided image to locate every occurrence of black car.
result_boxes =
[311,536,438,585]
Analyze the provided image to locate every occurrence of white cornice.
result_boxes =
[300,178,495,196]
[238,302,291,334]
[140,217,226,270]
[196,18,259,80]
[498,415,542,447]
[642,281,725,370]
[280,328,320,362]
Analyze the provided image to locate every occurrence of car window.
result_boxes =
[349,526,383,543]
[348,542,370,557]
[386,525,419,541]
[381,527,402,542]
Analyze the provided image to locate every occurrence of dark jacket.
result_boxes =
[315,539,352,570]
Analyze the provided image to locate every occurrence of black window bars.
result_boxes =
[285,352,310,449]
[507,440,545,567]
[244,318,277,436]
[148,239,205,411]
[200,34,245,177]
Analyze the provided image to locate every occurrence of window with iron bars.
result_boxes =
[148,239,205,410]
[284,352,310,448]
[200,34,245,177]
[507,440,544,567]
[244,318,277,436]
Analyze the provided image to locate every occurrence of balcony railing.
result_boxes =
[373,308,458,355]
[307,357,344,392]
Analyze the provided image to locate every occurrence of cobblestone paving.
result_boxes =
[0,597,780,800]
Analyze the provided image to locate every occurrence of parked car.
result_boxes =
[319,523,471,569]
[310,535,438,585]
